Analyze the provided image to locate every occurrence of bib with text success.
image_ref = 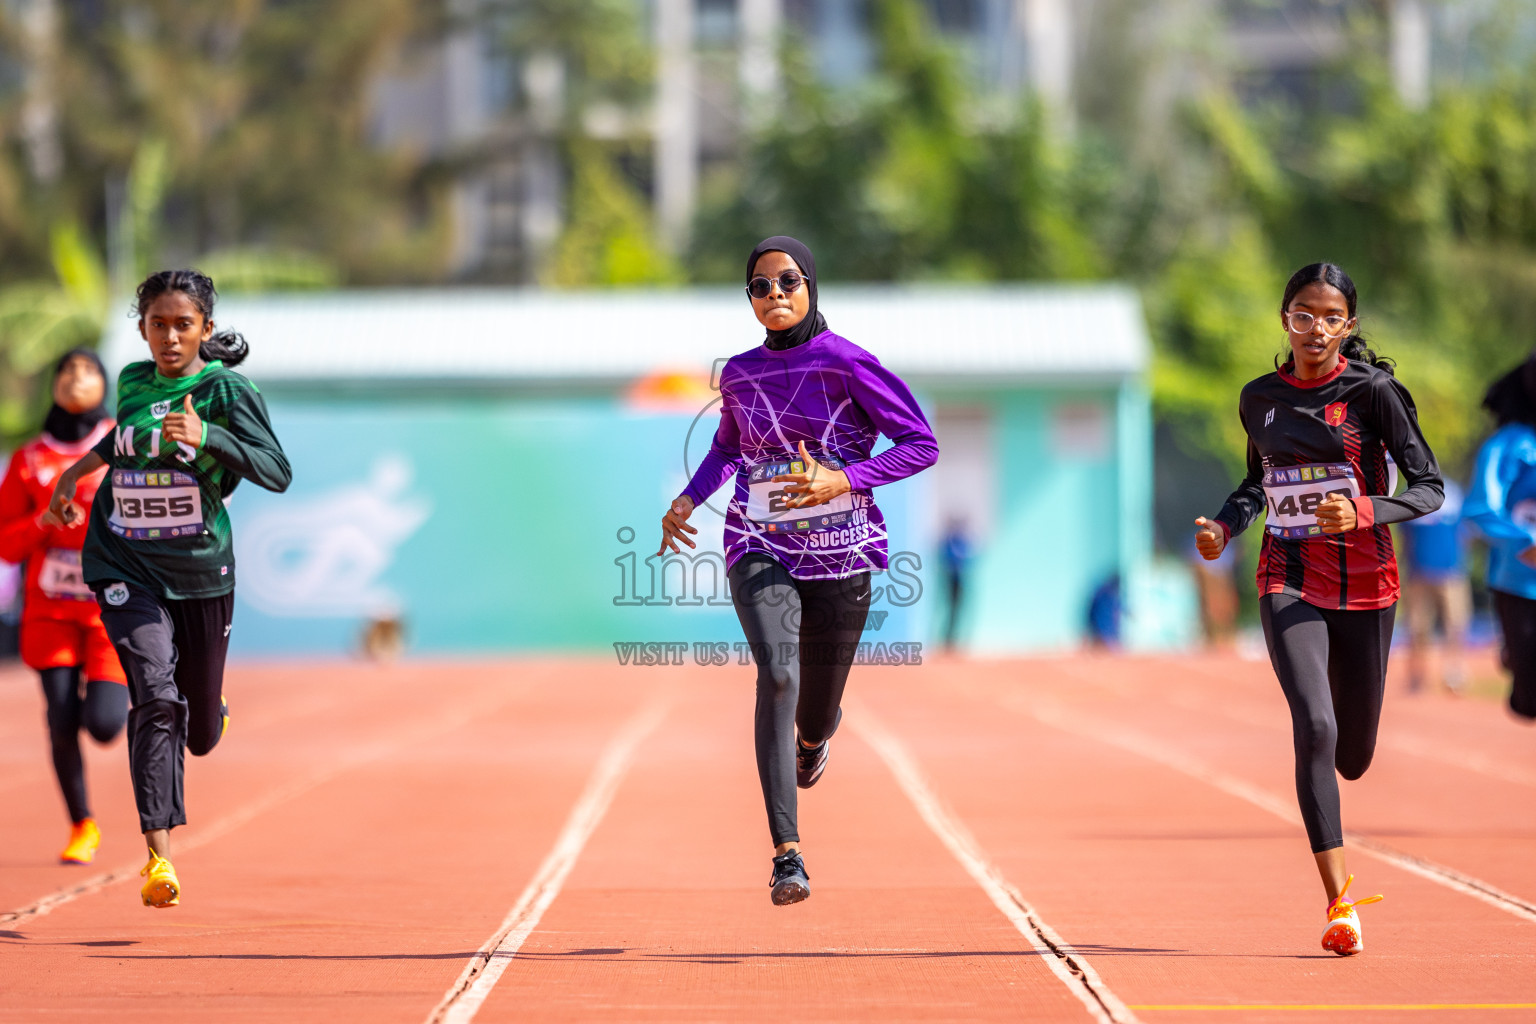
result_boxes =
[38,548,93,601]
[745,457,861,535]
[108,469,204,540]
[1263,462,1360,540]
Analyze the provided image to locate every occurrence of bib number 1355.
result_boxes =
[108,469,204,540]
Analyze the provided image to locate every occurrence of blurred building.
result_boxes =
[365,0,1492,281]
[102,285,1170,656]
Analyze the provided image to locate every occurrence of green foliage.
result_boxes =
[693,0,1536,484]
[549,142,681,286]
[691,0,1106,283]
[487,0,663,284]
[0,221,110,437]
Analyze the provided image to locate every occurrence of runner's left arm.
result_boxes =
[840,350,939,490]
[202,388,292,493]
[1355,373,1442,528]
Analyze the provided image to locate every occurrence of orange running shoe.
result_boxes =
[60,819,101,865]
[1321,874,1383,956]
[140,852,180,908]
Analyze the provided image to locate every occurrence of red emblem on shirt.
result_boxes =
[1325,402,1348,427]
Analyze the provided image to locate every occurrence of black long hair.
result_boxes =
[132,269,249,367]
[1484,355,1536,428]
[1278,262,1393,377]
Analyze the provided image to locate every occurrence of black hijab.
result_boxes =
[42,348,109,443]
[746,235,829,351]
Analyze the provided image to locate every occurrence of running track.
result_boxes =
[2,652,1534,1022]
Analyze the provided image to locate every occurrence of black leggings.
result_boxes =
[39,667,128,823]
[1492,590,1536,719]
[1259,593,1395,853]
[97,583,234,833]
[728,554,872,846]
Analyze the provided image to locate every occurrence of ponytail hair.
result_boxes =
[1278,262,1394,377]
[1484,354,1536,428]
[132,269,249,368]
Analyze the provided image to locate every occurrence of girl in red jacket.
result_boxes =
[0,349,127,864]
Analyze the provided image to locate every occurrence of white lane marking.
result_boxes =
[1384,731,1536,789]
[427,699,668,1024]
[1160,685,1536,790]
[850,702,1139,1024]
[2,687,522,927]
[1024,698,1536,926]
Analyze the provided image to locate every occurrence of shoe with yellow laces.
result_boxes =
[140,851,180,908]
[1321,874,1382,955]
[60,819,101,865]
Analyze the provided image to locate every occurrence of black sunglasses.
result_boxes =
[746,271,807,300]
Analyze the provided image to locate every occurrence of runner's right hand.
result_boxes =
[659,495,698,555]
[40,479,82,530]
[1194,517,1226,561]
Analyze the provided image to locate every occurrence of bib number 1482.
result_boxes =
[1267,488,1349,519]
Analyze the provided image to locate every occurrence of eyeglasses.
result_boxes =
[1285,311,1352,336]
[747,271,806,300]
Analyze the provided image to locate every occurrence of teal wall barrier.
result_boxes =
[227,396,929,657]
[227,380,1155,657]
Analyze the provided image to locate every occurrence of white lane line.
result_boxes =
[849,702,1139,1024]
[426,699,668,1024]
[1384,731,1536,789]
[2,686,523,927]
[1022,698,1536,926]
[1160,685,1536,790]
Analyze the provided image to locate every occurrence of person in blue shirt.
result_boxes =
[1464,354,1536,720]
[1401,479,1471,694]
[939,517,970,652]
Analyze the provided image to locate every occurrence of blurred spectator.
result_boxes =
[361,615,405,662]
[1464,355,1536,720]
[939,518,971,652]
[1401,478,1471,694]
[1086,573,1122,650]
[1189,533,1238,650]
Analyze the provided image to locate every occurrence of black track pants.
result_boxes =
[39,666,128,823]
[1492,590,1536,720]
[728,553,872,846]
[1259,593,1395,853]
[96,582,234,833]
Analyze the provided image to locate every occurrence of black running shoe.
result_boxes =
[770,850,810,906]
[796,707,841,789]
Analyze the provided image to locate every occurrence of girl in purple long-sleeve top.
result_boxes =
[658,236,938,906]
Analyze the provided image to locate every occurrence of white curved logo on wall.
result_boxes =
[236,455,431,618]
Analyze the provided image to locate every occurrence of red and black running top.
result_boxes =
[1213,357,1443,611]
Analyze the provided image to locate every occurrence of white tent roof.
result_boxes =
[103,284,1149,385]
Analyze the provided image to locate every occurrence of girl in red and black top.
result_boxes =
[1195,263,1443,957]
[0,350,127,865]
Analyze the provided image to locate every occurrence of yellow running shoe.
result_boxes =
[1321,874,1382,956]
[140,852,180,908]
[60,819,101,865]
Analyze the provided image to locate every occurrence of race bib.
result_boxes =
[38,548,92,601]
[1263,463,1359,540]
[745,457,860,535]
[108,469,203,540]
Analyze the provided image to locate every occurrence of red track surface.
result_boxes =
[2,652,1534,1022]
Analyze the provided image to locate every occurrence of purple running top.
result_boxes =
[681,330,939,579]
